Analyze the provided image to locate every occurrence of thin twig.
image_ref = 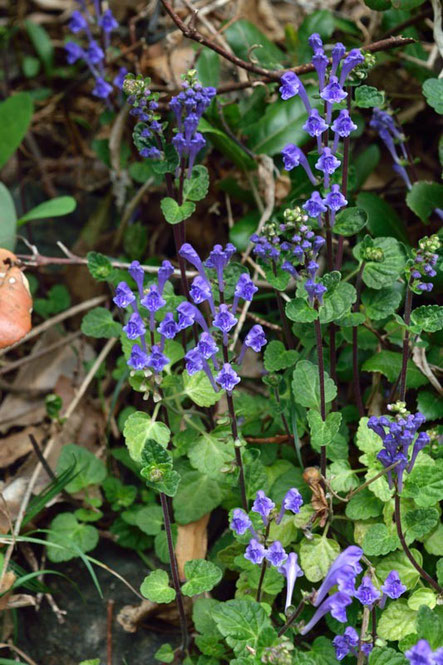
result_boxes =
[0,331,82,375]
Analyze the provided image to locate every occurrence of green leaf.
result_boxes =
[378,600,417,642]
[354,144,381,190]
[123,412,170,463]
[329,460,359,493]
[263,263,290,291]
[356,193,408,244]
[46,513,99,563]
[354,237,406,289]
[196,47,220,87]
[79,660,101,665]
[154,643,175,664]
[182,559,223,596]
[17,196,76,225]
[307,410,342,451]
[87,251,115,282]
[299,536,340,582]
[183,165,210,202]
[81,307,122,338]
[292,360,337,410]
[296,10,334,62]
[319,281,357,324]
[363,523,399,556]
[0,92,33,169]
[346,488,383,520]
[362,351,427,389]
[188,430,234,478]
[404,507,439,543]
[333,207,368,236]
[193,598,221,636]
[376,549,423,590]
[173,471,223,524]
[416,605,443,650]
[199,117,256,171]
[417,390,443,421]
[406,181,443,222]
[410,305,443,333]
[56,443,107,493]
[0,183,17,250]
[361,286,402,321]
[404,461,443,508]
[423,78,443,114]
[135,505,164,535]
[183,371,221,407]
[154,526,177,564]
[25,20,54,74]
[140,440,180,497]
[285,297,318,323]
[408,588,437,611]
[212,599,276,657]
[369,647,408,665]
[355,85,385,108]
[229,212,259,251]
[140,569,176,604]
[160,197,196,225]
[263,340,299,371]
[356,417,382,454]
[224,20,284,68]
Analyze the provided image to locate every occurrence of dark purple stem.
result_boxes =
[278,597,307,637]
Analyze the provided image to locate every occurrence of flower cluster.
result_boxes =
[250,207,327,306]
[113,260,180,390]
[65,0,124,99]
[230,489,304,610]
[407,235,440,294]
[170,69,216,176]
[406,640,443,665]
[179,242,266,393]
[123,75,164,160]
[280,35,363,224]
[368,404,429,491]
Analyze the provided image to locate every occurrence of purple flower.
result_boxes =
[301,592,353,635]
[244,325,267,352]
[197,333,218,360]
[85,40,104,65]
[282,261,299,278]
[405,640,434,665]
[69,10,88,33]
[362,643,374,657]
[140,147,162,159]
[245,538,267,565]
[315,147,341,175]
[339,49,365,87]
[312,51,328,90]
[433,649,443,665]
[266,541,287,567]
[190,276,212,305]
[332,109,357,137]
[157,312,178,339]
[314,546,363,607]
[230,508,252,535]
[114,282,135,308]
[303,109,329,138]
[141,285,166,313]
[65,42,84,64]
[407,431,430,473]
[113,67,128,89]
[279,71,311,111]
[213,304,237,334]
[185,348,204,375]
[158,260,174,293]
[177,301,200,331]
[92,77,113,99]
[320,76,347,105]
[216,363,240,393]
[98,9,119,33]
[355,576,380,606]
[331,43,346,76]
[333,626,359,661]
[147,345,169,373]
[206,243,236,292]
[283,488,303,514]
[234,273,257,302]
[128,344,149,370]
[308,33,323,52]
[281,144,317,185]
[381,570,406,599]
[325,184,348,225]
[123,312,146,340]
[278,552,304,611]
[129,261,145,296]
[178,243,206,280]
[305,279,327,306]
[303,191,327,223]
[252,490,275,523]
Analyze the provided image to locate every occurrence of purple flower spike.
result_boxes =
[252,490,275,524]
[230,508,252,535]
[331,43,346,76]
[129,261,145,296]
[339,49,365,87]
[278,552,304,611]
[300,592,353,635]
[355,576,381,606]
[123,313,146,340]
[65,42,85,64]
[333,626,359,661]
[405,640,434,665]
[158,260,174,294]
[157,312,178,340]
[190,276,213,306]
[312,50,329,91]
[244,538,267,565]
[279,72,311,111]
[381,570,406,600]
[314,546,363,608]
[128,344,149,371]
[69,10,88,33]
[266,541,287,567]
[281,144,317,185]
[98,8,119,33]
[303,191,327,225]
[213,304,237,334]
[141,284,166,313]
[215,363,240,393]
[147,345,170,373]
[114,282,135,308]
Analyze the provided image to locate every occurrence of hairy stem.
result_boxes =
[227,392,248,512]
[394,492,442,593]
[399,285,413,401]
[159,492,189,653]
[314,316,327,477]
